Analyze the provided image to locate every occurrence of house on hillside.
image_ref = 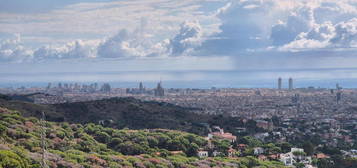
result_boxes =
[227,147,236,157]
[208,127,237,143]
[197,149,208,158]
[280,153,294,166]
[280,148,311,166]
[212,150,223,157]
[254,147,264,155]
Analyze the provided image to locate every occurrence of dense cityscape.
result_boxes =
[0,78,356,167]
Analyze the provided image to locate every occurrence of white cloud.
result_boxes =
[167,21,203,56]
[33,39,99,61]
[96,20,204,58]
[0,34,33,62]
[199,0,356,53]
[97,29,144,58]
[331,18,357,47]
[0,0,222,48]
[0,0,356,64]
[280,18,357,51]
[271,6,315,46]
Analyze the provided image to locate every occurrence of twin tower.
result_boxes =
[278,77,293,90]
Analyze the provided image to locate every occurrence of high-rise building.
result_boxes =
[100,83,111,93]
[139,82,144,93]
[278,77,282,90]
[288,78,293,90]
[154,81,165,97]
[46,83,52,90]
[58,82,62,89]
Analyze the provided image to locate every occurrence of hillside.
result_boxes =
[0,95,245,135]
[0,107,287,168]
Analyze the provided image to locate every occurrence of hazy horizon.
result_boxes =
[1,68,357,89]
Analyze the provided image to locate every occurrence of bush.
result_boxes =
[94,131,111,144]
[0,150,29,168]
[0,124,6,135]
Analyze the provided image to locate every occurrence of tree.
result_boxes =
[278,142,292,153]
[317,158,333,168]
[240,136,262,147]
[303,142,314,156]
[246,120,258,133]
[186,143,199,157]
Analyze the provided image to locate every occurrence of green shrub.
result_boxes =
[0,124,6,135]
[0,150,29,168]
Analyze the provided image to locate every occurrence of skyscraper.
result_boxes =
[139,82,144,93]
[46,83,52,90]
[154,81,165,97]
[278,77,282,90]
[289,78,293,90]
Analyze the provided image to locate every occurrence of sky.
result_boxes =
[0,0,357,86]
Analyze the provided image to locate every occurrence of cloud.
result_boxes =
[97,20,203,58]
[96,20,163,58]
[199,0,288,55]
[280,18,357,51]
[97,29,141,58]
[271,6,315,46]
[167,21,203,56]
[0,19,205,62]
[33,39,98,61]
[0,0,222,49]
[331,18,357,47]
[1,0,356,65]
[0,34,32,62]
[197,0,357,55]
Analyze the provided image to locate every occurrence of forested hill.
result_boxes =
[51,97,209,134]
[0,106,288,168]
[0,95,211,134]
[0,94,246,135]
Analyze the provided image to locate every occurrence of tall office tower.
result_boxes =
[154,81,165,97]
[288,78,293,90]
[46,83,52,90]
[139,82,144,93]
[278,77,282,90]
[94,83,98,90]
[100,83,111,93]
